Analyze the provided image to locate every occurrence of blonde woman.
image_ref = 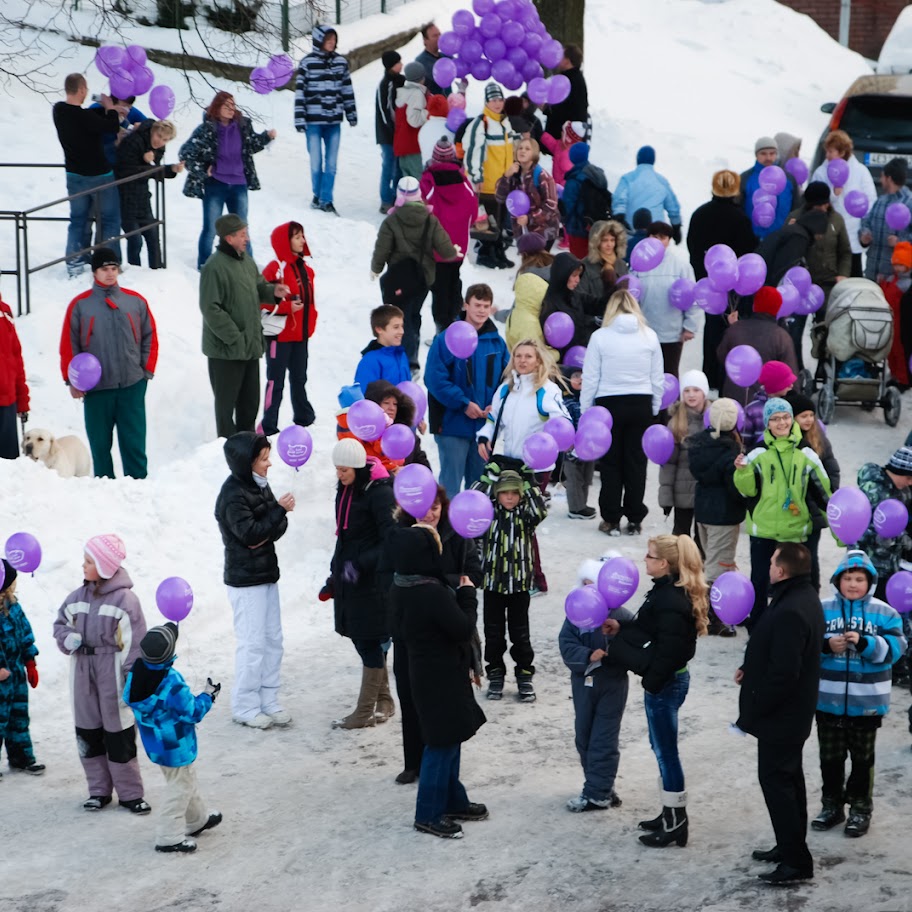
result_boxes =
[575,220,629,319]
[581,290,663,535]
[494,137,561,247]
[603,533,708,848]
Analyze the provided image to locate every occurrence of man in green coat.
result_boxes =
[199,214,289,437]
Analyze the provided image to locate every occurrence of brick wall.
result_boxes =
[778,0,911,60]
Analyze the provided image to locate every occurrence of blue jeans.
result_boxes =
[65,172,122,275]
[436,434,485,498]
[379,144,400,206]
[306,124,341,203]
[198,178,249,270]
[415,743,469,825]
[643,670,690,793]
[352,638,385,669]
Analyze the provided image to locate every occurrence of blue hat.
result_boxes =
[763,397,793,427]
[636,145,656,165]
[337,383,364,408]
[568,142,589,165]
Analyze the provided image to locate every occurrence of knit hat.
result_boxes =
[140,622,178,665]
[494,470,523,494]
[563,121,586,145]
[803,181,831,207]
[763,397,793,427]
[680,369,710,399]
[754,136,777,154]
[709,398,739,438]
[632,208,652,231]
[752,286,782,317]
[396,175,421,203]
[567,142,589,166]
[887,445,912,476]
[91,247,119,271]
[758,360,797,394]
[892,241,912,270]
[403,61,425,83]
[332,438,367,469]
[787,392,815,417]
[636,145,656,165]
[577,558,603,586]
[431,136,457,164]
[884,157,908,186]
[1,558,16,592]
[85,534,126,580]
[215,213,247,238]
[381,50,401,70]
[484,82,504,102]
[517,232,547,256]
[711,169,740,198]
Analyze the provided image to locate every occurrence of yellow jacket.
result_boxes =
[464,106,514,195]
[505,271,558,360]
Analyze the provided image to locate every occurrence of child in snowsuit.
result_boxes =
[260,220,318,434]
[53,535,150,813]
[0,560,44,776]
[124,623,222,853]
[813,550,906,837]
[0,294,29,460]
[560,366,596,519]
[476,464,547,703]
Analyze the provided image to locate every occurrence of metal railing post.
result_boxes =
[21,211,30,316]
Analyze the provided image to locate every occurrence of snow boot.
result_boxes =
[638,780,666,830]
[486,668,505,701]
[844,810,871,837]
[517,670,536,703]
[811,804,845,831]
[638,791,688,848]
[374,663,396,723]
[331,666,383,729]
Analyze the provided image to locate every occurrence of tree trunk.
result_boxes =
[533,0,585,54]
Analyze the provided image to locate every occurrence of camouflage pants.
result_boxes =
[816,712,878,814]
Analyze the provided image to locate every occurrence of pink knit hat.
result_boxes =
[562,121,586,145]
[432,137,457,164]
[758,360,797,395]
[85,534,126,579]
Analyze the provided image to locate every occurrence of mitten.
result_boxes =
[319,578,334,601]
[370,271,380,281]
[671,224,682,245]
[25,660,38,689]
[342,560,360,584]
[203,677,221,701]
[63,632,82,653]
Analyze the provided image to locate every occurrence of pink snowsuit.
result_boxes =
[540,133,572,187]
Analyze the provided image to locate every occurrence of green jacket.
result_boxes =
[734,422,832,542]
[199,246,277,360]
[371,202,457,287]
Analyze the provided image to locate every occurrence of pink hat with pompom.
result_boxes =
[85,534,126,579]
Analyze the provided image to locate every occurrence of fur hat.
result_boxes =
[568,142,589,166]
[763,397,793,427]
[332,438,367,469]
[493,470,523,494]
[893,241,912,271]
[85,534,126,580]
[709,398,739,438]
[1,558,16,592]
[711,170,740,198]
[396,175,421,203]
[517,232,547,256]
[563,121,586,145]
[431,136,457,164]
[403,61,425,83]
[679,369,709,399]
[140,622,178,665]
[803,181,831,207]
[754,136,777,154]
[887,446,912,476]
[752,286,782,317]
[91,247,119,271]
[215,213,247,238]
[636,145,655,165]
[381,50,401,70]
[484,82,504,102]
[758,360,797,394]
[577,558,603,587]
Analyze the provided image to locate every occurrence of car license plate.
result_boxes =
[865,152,912,166]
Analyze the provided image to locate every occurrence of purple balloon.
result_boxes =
[668,277,696,311]
[156,576,193,622]
[250,66,276,95]
[579,406,613,431]
[544,311,575,349]
[453,9,476,35]
[799,284,825,315]
[886,202,912,232]
[347,400,386,442]
[446,108,468,132]
[268,53,295,85]
[506,46,528,69]
[126,45,147,67]
[564,344,586,368]
[886,570,912,614]
[705,243,736,271]
[827,158,849,188]
[4,532,41,574]
[68,352,102,391]
[502,20,525,47]
[454,58,472,79]
[642,424,675,465]
[438,31,462,56]
[844,189,870,219]
[483,37,506,62]
[661,373,679,409]
[542,415,575,451]
[574,422,611,461]
[777,283,800,318]
[276,425,313,467]
[710,572,754,625]
[110,68,136,99]
[783,266,811,298]
[693,277,728,315]
[616,273,642,301]
[752,201,776,229]
[704,400,745,431]
[629,237,665,273]
[433,57,458,88]
[449,489,495,538]
[396,380,427,425]
[752,189,776,209]
[479,12,503,37]
[758,165,786,195]
[547,74,571,104]
[506,189,530,217]
[149,84,175,119]
[526,76,549,104]
[131,65,154,96]
[380,424,415,461]
[707,257,739,293]
[539,38,564,68]
[565,585,608,629]
[725,344,763,388]
[523,32,543,60]
[597,557,640,609]
[394,463,438,520]
[473,0,496,14]
[461,38,484,63]
[827,487,873,546]
[734,253,767,296]
[523,431,558,470]
[496,0,518,19]
[874,498,909,538]
[491,59,517,86]
[445,320,479,359]
[785,157,808,185]
[96,45,126,78]
[521,59,543,83]
[502,67,523,91]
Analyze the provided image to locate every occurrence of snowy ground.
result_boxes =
[2,1,911,910]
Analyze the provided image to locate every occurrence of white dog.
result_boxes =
[22,429,91,479]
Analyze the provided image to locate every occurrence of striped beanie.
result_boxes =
[141,623,179,665]
[432,137,457,164]
[887,446,912,476]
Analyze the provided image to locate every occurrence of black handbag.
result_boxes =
[380,216,431,304]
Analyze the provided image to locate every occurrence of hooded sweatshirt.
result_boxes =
[393,80,428,157]
[261,223,317,344]
[294,25,357,128]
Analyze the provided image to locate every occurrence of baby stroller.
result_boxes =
[810,278,901,427]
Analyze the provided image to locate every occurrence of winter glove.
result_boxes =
[318,578,334,601]
[671,224,682,245]
[63,632,82,653]
[203,677,221,702]
[370,271,380,282]
[25,660,38,689]
[663,506,672,517]
[342,560,360,584]
[18,411,28,422]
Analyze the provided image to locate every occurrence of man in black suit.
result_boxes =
[735,542,824,885]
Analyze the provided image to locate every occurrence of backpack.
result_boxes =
[578,173,613,229]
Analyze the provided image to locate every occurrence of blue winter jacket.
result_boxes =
[354,340,411,388]
[559,607,634,681]
[818,551,907,719]
[741,161,794,240]
[425,318,509,439]
[613,164,681,225]
[562,162,609,237]
[124,660,213,767]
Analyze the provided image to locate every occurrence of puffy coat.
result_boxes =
[562,162,610,238]
[426,317,509,439]
[716,314,797,402]
[393,80,428,157]
[214,432,289,588]
[740,160,797,240]
[293,25,357,128]
[114,120,178,219]
[856,462,911,579]
[0,599,37,738]
[371,202,458,287]
[658,405,705,511]
[0,300,29,411]
[687,195,757,280]
[419,161,478,262]
[354,339,411,388]
[613,164,681,225]
[786,206,851,285]
[632,247,699,344]
[539,132,571,185]
[463,107,513,194]
[810,156,877,255]
[375,69,404,145]
[573,256,628,319]
[558,606,634,682]
[261,223,317,344]
[505,269,554,357]
[495,163,561,244]
[756,212,823,287]
[734,422,832,542]
[688,428,746,526]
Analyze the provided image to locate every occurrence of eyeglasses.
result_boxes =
[768,414,792,424]
[645,553,661,560]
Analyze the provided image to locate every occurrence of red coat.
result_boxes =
[880,276,910,386]
[0,299,29,411]
[261,223,317,344]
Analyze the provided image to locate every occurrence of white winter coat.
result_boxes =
[810,156,877,255]
[631,248,700,343]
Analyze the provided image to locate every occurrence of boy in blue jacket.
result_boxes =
[425,284,509,497]
[124,623,222,853]
[354,304,410,387]
[812,551,907,838]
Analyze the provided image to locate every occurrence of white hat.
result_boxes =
[679,369,709,399]
[332,438,367,469]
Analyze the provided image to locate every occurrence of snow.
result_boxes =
[1,1,908,910]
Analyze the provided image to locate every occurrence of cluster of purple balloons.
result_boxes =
[250,54,295,95]
[95,45,175,119]
[67,352,102,392]
[156,577,194,622]
[276,425,313,469]
[5,533,41,574]
[751,166,788,229]
[778,266,825,318]
[573,408,612,461]
[564,556,640,628]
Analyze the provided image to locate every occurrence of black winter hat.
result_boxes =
[140,622,179,665]
[91,247,119,271]
[632,208,652,230]
[803,181,831,207]
[787,392,815,417]
[1,559,16,591]
[381,50,401,70]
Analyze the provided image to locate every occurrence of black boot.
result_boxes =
[638,811,664,831]
[638,793,688,848]
[486,668,505,701]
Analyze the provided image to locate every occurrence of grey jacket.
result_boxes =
[658,406,705,510]
[371,202,458,286]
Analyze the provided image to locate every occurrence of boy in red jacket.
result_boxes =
[260,221,318,435]
[0,296,29,459]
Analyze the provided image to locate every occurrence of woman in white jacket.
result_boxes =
[582,290,664,536]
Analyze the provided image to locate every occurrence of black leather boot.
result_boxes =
[638,792,688,848]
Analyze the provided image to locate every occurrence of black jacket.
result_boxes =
[215,433,289,587]
[737,574,824,742]
[756,210,827,287]
[375,70,404,145]
[688,429,746,526]
[331,469,397,640]
[539,252,594,354]
[687,196,757,280]
[114,120,178,219]
[609,575,698,694]
[544,67,588,139]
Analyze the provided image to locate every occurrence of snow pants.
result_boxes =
[0,664,35,766]
[571,671,629,802]
[156,762,210,847]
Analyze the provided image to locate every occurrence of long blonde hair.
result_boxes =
[602,289,647,331]
[803,418,826,457]
[668,397,708,444]
[588,219,628,264]
[503,339,563,392]
[650,534,709,636]
[0,578,17,616]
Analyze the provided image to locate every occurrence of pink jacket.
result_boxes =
[419,161,478,262]
[541,133,571,187]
